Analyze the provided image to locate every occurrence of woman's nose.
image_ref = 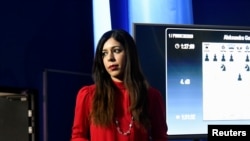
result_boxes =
[108,53,115,61]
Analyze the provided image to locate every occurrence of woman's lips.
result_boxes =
[108,65,118,70]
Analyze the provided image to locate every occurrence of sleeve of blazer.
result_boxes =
[71,85,94,141]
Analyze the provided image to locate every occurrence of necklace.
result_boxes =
[115,116,134,135]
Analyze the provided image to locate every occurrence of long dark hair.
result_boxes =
[91,29,150,129]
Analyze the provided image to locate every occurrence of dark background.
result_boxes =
[0,0,250,141]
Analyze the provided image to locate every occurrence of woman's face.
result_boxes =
[102,37,126,82]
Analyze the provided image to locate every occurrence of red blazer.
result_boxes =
[71,81,168,141]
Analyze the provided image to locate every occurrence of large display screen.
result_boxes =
[133,23,250,138]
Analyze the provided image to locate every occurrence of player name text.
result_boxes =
[223,34,250,41]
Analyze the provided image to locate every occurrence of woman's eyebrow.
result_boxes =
[102,46,121,51]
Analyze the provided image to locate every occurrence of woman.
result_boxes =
[71,29,168,141]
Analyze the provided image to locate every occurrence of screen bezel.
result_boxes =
[133,23,250,140]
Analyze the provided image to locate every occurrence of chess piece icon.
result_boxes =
[213,54,217,61]
[246,55,249,62]
[245,64,250,71]
[221,54,226,62]
[221,64,226,71]
[205,54,209,61]
[230,54,234,62]
[238,73,242,81]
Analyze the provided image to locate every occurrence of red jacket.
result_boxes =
[71,81,168,141]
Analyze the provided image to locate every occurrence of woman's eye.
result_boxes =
[113,49,121,53]
[102,52,108,56]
